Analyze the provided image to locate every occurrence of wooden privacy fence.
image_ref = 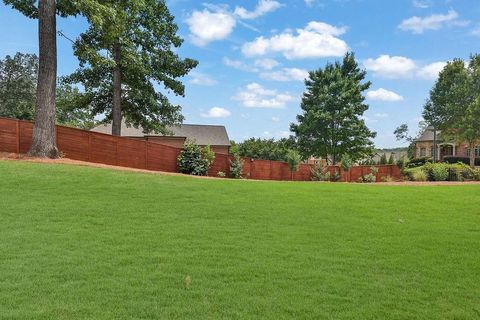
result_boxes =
[0,117,402,182]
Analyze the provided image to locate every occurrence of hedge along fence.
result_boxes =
[0,117,401,182]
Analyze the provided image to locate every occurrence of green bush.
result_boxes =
[286,150,302,173]
[431,163,448,181]
[311,162,330,181]
[229,154,244,179]
[358,166,378,183]
[412,169,428,181]
[407,157,431,168]
[177,141,215,176]
[473,168,480,181]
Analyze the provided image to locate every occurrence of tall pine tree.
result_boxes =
[291,52,376,165]
[66,0,198,136]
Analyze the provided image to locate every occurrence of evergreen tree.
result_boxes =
[291,52,376,165]
[66,0,198,136]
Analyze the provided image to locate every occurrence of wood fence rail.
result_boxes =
[0,117,402,182]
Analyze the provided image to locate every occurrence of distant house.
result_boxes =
[414,126,479,160]
[91,121,231,154]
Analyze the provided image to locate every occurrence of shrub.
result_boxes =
[431,163,448,181]
[217,171,226,178]
[407,157,431,168]
[358,166,378,183]
[341,154,353,172]
[444,156,480,166]
[380,175,395,182]
[286,150,302,175]
[229,154,244,179]
[331,168,342,182]
[412,169,428,181]
[472,168,480,181]
[311,162,330,181]
[177,141,215,176]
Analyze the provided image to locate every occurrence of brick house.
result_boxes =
[91,121,231,154]
[414,126,480,160]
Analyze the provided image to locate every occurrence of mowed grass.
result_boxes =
[1,161,480,320]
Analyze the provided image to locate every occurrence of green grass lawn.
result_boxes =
[1,160,480,319]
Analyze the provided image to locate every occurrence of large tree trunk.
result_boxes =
[28,0,59,158]
[469,142,476,168]
[111,42,122,136]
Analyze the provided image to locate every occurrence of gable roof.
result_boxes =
[91,122,231,146]
[415,127,442,142]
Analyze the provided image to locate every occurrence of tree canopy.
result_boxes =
[423,54,480,167]
[0,52,37,120]
[232,138,298,162]
[66,0,198,136]
[291,52,376,165]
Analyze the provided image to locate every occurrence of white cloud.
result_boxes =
[305,0,315,7]
[233,83,295,108]
[201,107,231,118]
[242,21,349,59]
[254,58,280,70]
[272,116,280,122]
[412,0,432,9]
[364,55,446,80]
[189,73,217,86]
[223,57,258,72]
[471,27,480,37]
[278,131,290,138]
[416,62,447,79]
[367,88,404,102]
[186,9,236,46]
[399,10,465,34]
[374,113,389,118]
[234,0,283,20]
[260,68,309,81]
[364,55,417,78]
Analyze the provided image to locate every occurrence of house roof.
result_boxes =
[91,121,231,146]
[415,127,443,142]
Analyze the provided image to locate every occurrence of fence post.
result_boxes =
[16,120,20,154]
[115,137,118,166]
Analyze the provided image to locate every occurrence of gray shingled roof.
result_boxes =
[415,127,443,142]
[91,121,231,146]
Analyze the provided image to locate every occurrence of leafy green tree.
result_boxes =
[388,153,394,164]
[56,82,96,130]
[424,55,480,167]
[235,137,297,162]
[379,153,387,165]
[66,0,198,136]
[286,149,302,180]
[0,53,37,120]
[291,52,376,165]
[0,52,96,129]
[3,0,112,157]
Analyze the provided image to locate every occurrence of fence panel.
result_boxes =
[117,138,146,169]
[208,153,230,177]
[0,118,18,153]
[18,121,33,153]
[90,133,117,166]
[57,126,90,162]
[250,159,272,180]
[146,142,180,173]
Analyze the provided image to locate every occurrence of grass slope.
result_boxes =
[1,160,480,319]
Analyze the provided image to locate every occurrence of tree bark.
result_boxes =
[28,0,59,158]
[112,42,122,136]
[469,142,476,168]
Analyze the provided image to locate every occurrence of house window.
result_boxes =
[466,146,480,157]
[420,147,426,157]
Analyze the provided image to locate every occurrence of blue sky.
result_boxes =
[1,0,479,147]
